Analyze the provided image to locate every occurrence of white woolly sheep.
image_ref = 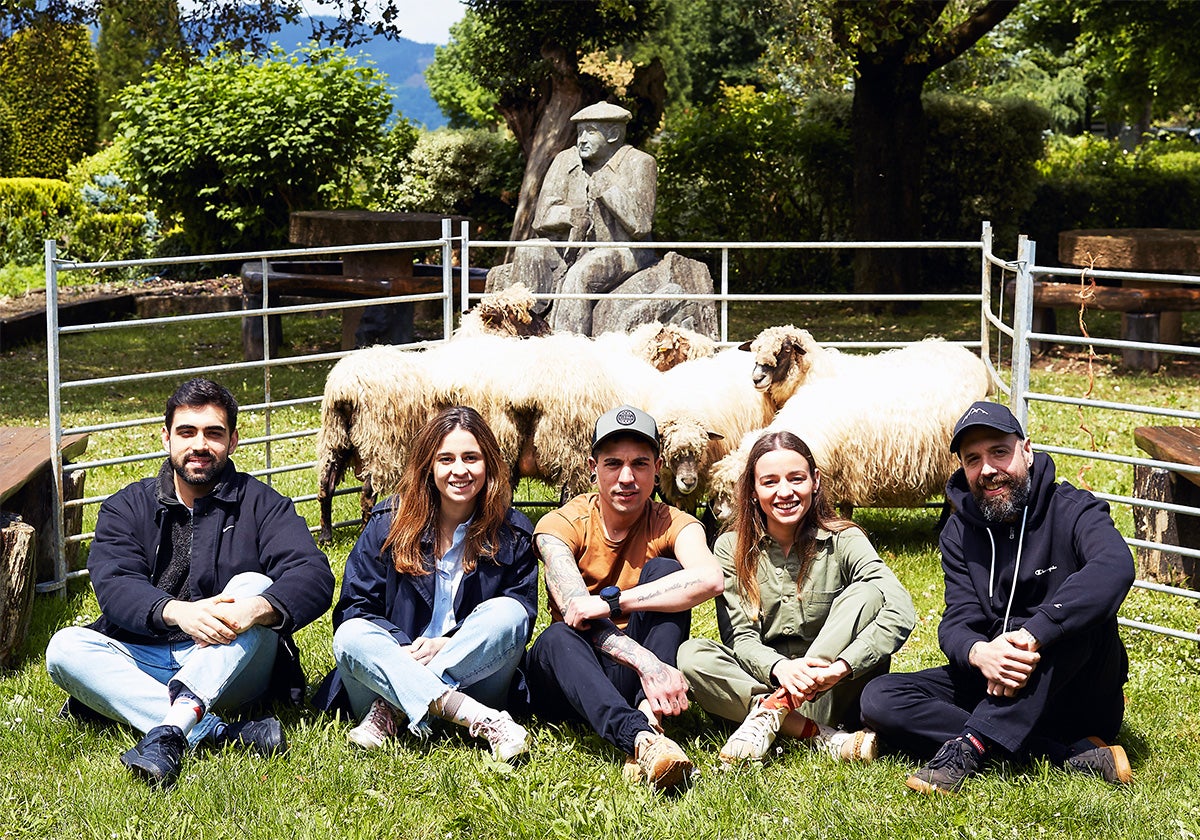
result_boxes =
[454,283,552,339]
[642,347,776,513]
[707,337,993,521]
[315,330,667,540]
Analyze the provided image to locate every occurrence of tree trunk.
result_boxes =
[502,44,586,245]
[850,63,927,299]
[0,513,37,668]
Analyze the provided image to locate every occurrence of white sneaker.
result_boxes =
[814,725,877,762]
[347,697,399,749]
[469,711,529,762]
[719,700,789,764]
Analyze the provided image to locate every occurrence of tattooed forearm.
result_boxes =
[629,576,698,604]
[593,622,658,672]
[536,534,590,612]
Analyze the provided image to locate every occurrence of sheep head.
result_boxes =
[706,446,749,522]
[476,283,552,337]
[658,416,723,499]
[635,323,717,371]
[739,325,816,409]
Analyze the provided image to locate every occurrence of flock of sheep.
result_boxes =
[315,285,993,542]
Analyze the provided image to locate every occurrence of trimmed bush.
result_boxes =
[1023,134,1200,257]
[372,127,522,242]
[0,23,99,179]
[654,88,1046,291]
[0,97,16,177]
[0,177,78,265]
[113,45,392,255]
[65,143,160,263]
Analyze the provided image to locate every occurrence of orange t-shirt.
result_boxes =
[535,493,700,623]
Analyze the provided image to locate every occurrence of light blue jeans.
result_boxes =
[333,596,529,737]
[45,571,278,748]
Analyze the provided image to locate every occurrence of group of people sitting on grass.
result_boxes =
[45,378,1137,794]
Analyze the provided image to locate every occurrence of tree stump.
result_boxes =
[0,512,37,668]
[1133,464,1200,588]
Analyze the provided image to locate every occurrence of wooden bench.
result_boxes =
[1006,279,1200,370]
[1133,426,1200,588]
[0,428,89,666]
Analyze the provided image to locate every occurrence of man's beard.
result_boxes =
[974,470,1032,523]
[171,452,224,486]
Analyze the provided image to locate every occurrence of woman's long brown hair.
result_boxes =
[381,405,512,576]
[730,431,856,616]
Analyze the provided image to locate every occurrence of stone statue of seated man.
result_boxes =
[516,102,656,334]
[487,101,716,339]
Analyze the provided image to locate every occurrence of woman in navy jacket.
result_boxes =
[317,406,538,762]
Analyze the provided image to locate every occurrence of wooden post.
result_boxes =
[0,512,37,668]
[1134,464,1200,589]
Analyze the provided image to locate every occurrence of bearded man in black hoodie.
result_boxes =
[860,401,1136,794]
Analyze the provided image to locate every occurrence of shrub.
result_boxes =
[113,45,392,254]
[1023,134,1200,258]
[0,177,78,265]
[654,87,1045,292]
[0,97,16,177]
[64,143,160,263]
[0,23,99,179]
[372,127,522,243]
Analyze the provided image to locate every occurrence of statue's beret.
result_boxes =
[570,102,632,124]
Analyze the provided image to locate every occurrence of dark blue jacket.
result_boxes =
[938,451,1134,673]
[83,460,333,702]
[314,499,538,712]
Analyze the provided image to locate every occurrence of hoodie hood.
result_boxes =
[945,451,1058,530]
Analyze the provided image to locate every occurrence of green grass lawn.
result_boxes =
[1,297,1198,839]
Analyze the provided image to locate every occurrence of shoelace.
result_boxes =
[731,708,779,748]
[928,739,974,771]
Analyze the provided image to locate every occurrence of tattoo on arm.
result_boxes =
[593,622,658,673]
[536,534,589,612]
[629,577,693,605]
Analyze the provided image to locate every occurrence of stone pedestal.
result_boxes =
[591,252,719,339]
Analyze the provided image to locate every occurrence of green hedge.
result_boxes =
[0,97,16,177]
[0,24,99,179]
[1022,134,1200,258]
[654,88,1047,292]
[0,177,78,265]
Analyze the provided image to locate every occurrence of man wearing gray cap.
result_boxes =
[524,405,722,790]
[514,101,658,334]
[859,401,1136,794]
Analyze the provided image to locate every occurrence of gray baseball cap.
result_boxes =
[949,401,1026,454]
[592,405,658,455]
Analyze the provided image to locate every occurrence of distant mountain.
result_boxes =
[270,18,447,129]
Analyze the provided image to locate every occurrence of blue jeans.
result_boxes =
[45,571,279,748]
[332,596,529,737]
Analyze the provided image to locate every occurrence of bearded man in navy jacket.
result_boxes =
[46,378,333,788]
[860,401,1136,794]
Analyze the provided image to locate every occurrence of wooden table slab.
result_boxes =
[0,428,89,507]
[1134,426,1200,488]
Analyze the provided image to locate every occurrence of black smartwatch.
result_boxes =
[599,585,622,619]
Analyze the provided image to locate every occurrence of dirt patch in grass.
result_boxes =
[0,276,244,318]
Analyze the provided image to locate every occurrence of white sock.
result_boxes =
[430,690,493,729]
[161,694,204,736]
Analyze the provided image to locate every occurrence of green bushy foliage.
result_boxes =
[0,177,78,265]
[0,23,99,179]
[64,142,160,263]
[372,127,522,241]
[654,88,1045,291]
[0,96,17,176]
[1023,134,1200,255]
[113,45,392,254]
[654,85,853,292]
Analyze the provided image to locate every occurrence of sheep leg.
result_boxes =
[316,449,349,545]
[838,501,854,520]
[360,474,377,525]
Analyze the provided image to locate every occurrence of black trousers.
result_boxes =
[859,623,1128,762]
[525,556,691,755]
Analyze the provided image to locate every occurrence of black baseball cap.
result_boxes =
[949,401,1026,454]
[592,405,659,455]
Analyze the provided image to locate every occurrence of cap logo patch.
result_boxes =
[616,408,637,426]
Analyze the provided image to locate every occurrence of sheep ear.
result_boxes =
[783,337,807,357]
[707,431,725,441]
[737,340,752,352]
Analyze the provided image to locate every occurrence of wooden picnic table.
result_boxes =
[1133,426,1200,588]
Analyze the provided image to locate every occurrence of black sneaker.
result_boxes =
[120,724,187,788]
[211,716,287,757]
[1065,736,1132,785]
[906,736,983,794]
